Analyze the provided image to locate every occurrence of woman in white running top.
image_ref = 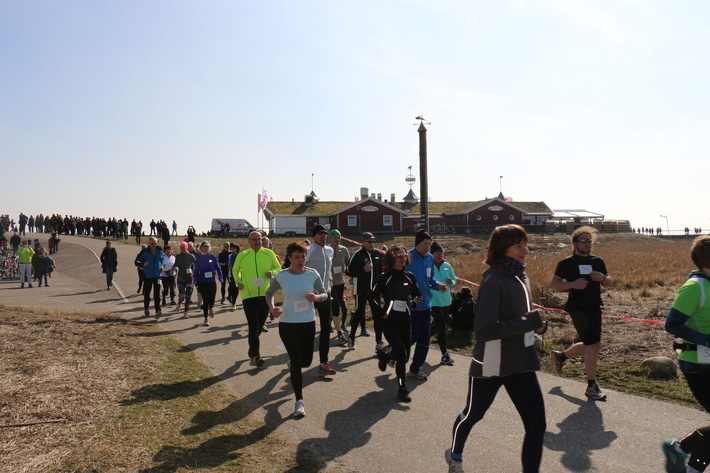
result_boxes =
[265,241,327,418]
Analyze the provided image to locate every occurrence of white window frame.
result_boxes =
[383,215,393,226]
[347,215,357,227]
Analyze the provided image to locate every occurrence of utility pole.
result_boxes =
[415,115,430,233]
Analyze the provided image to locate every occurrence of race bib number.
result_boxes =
[392,300,408,312]
[293,300,309,312]
[252,278,264,287]
[578,265,593,275]
[698,345,710,363]
[426,268,431,278]
[524,331,536,347]
[204,272,213,278]
[333,266,342,274]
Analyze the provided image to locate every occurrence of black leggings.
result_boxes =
[197,281,216,318]
[243,297,269,358]
[680,371,710,472]
[279,321,315,401]
[451,371,546,473]
[315,296,331,364]
[432,305,450,354]
[381,312,411,385]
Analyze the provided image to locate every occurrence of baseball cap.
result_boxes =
[312,224,327,236]
[362,232,375,242]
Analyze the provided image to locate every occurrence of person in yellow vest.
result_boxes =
[17,240,35,288]
[233,231,281,367]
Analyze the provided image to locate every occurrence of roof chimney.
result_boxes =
[391,193,395,203]
[360,187,369,200]
[377,193,382,201]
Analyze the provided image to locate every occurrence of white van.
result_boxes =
[209,218,256,237]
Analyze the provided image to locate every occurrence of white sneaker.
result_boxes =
[445,448,464,473]
[293,399,305,417]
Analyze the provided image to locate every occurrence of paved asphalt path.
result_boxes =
[1,233,703,472]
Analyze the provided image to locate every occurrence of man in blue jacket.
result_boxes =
[406,230,446,380]
[138,236,164,319]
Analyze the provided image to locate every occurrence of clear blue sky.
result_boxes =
[2,1,708,234]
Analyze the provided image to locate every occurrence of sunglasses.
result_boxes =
[393,251,406,257]
[576,238,592,244]
[365,240,376,243]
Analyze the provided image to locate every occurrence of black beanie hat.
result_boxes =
[415,229,432,246]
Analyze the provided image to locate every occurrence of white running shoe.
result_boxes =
[293,399,305,418]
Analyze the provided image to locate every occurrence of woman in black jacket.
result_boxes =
[100,240,118,291]
[446,225,548,473]
[369,244,421,403]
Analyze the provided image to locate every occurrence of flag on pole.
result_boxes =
[260,188,269,210]
[257,193,262,213]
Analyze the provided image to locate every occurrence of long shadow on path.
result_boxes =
[545,386,618,472]
[286,375,410,472]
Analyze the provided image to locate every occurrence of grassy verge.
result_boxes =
[537,340,700,408]
[0,305,305,472]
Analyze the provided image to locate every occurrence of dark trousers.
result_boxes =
[451,372,546,473]
[432,305,450,355]
[330,284,348,319]
[680,371,710,472]
[243,296,269,359]
[410,309,431,372]
[315,296,332,364]
[105,267,114,288]
[197,281,216,318]
[228,277,239,305]
[137,269,145,292]
[161,275,175,303]
[143,278,161,312]
[220,266,228,301]
[279,321,316,401]
[382,312,411,385]
[350,293,383,343]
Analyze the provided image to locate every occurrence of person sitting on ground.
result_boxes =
[450,287,476,331]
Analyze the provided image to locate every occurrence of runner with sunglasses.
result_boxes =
[550,226,612,401]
